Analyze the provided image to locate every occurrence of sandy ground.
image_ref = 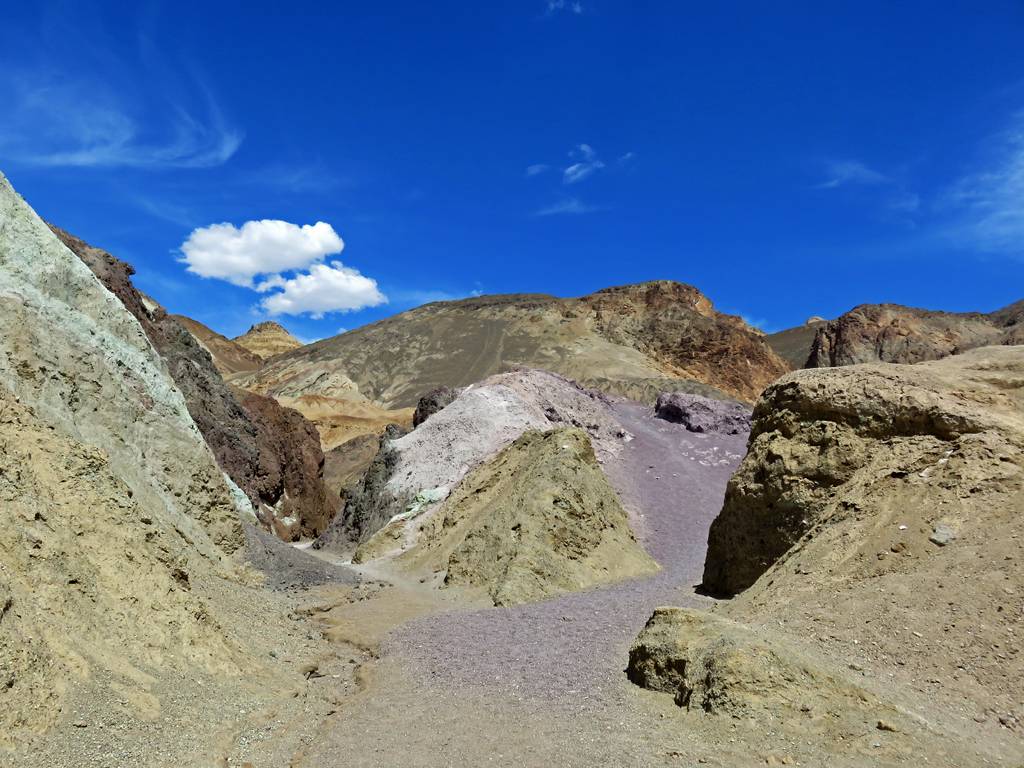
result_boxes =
[287,402,764,767]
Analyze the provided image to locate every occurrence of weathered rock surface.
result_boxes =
[366,428,657,606]
[806,302,1022,367]
[174,313,263,375]
[240,280,788,409]
[315,370,629,553]
[627,608,894,720]
[48,225,334,540]
[690,347,1023,755]
[0,172,252,744]
[233,387,336,540]
[703,346,1024,595]
[234,320,303,359]
[315,424,408,551]
[412,385,459,427]
[654,392,752,434]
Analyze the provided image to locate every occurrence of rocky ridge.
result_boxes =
[173,314,263,375]
[48,225,335,540]
[806,302,1022,367]
[239,280,787,412]
[0,172,249,743]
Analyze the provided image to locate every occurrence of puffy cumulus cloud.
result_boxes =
[259,261,387,319]
[180,220,344,287]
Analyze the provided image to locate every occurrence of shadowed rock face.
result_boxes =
[806,302,1022,368]
[241,280,788,409]
[48,225,334,540]
[654,392,752,435]
[233,388,337,540]
[173,314,263,375]
[412,385,459,427]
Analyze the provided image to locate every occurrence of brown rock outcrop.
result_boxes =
[806,302,1022,367]
[703,346,1024,595]
[173,313,263,375]
[233,387,336,539]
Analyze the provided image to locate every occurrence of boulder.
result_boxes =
[627,608,895,721]
[654,392,751,434]
[412,385,459,427]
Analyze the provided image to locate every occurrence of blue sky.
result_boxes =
[2,1,1022,340]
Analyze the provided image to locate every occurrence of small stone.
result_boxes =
[72,720,88,728]
[876,719,898,732]
[929,524,956,546]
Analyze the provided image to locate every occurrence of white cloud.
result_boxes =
[535,197,600,216]
[946,118,1024,256]
[180,220,344,287]
[0,72,242,170]
[563,143,605,184]
[816,160,889,189]
[546,0,583,14]
[526,163,550,176]
[260,262,386,319]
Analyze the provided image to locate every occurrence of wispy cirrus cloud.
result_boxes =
[534,197,601,216]
[563,143,605,184]
[816,159,889,189]
[944,115,1024,257]
[0,70,242,170]
[545,0,583,15]
[525,163,550,176]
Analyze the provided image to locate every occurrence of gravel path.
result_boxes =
[384,401,748,707]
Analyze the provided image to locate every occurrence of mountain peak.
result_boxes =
[233,321,303,359]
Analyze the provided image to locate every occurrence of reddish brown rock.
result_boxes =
[806,302,1022,368]
[49,224,335,540]
[234,388,337,539]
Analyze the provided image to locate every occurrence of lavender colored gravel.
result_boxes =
[383,401,748,708]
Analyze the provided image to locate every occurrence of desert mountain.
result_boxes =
[240,281,790,411]
[765,315,828,368]
[173,313,263,375]
[234,320,304,359]
[806,301,1023,367]
[47,225,335,540]
[626,346,1024,763]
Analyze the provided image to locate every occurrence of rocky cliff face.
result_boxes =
[47,224,334,541]
[0,173,252,743]
[703,346,1024,595]
[239,280,787,411]
[233,387,336,539]
[234,321,303,359]
[631,347,1024,761]
[806,302,1021,367]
